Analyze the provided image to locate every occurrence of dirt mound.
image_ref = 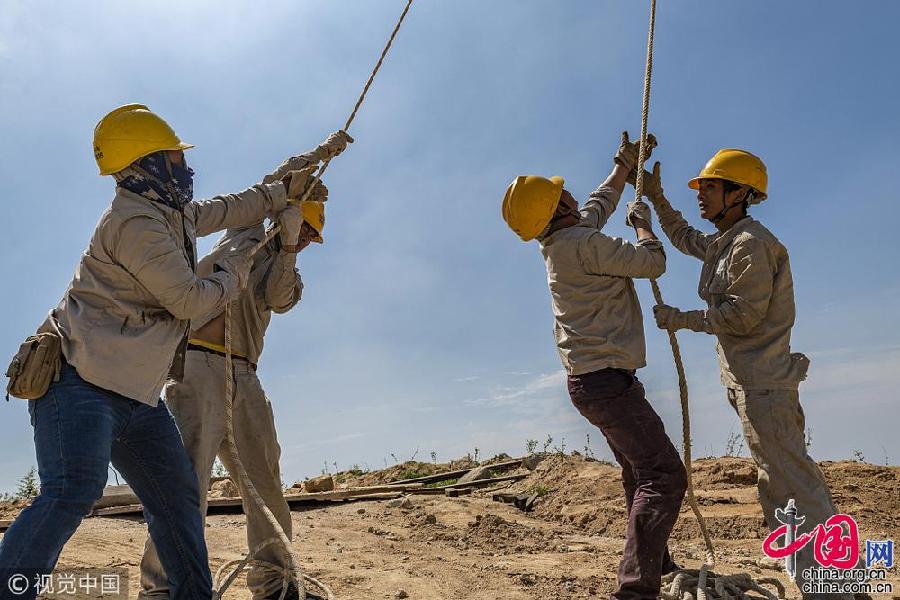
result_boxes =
[691,456,758,487]
[505,453,900,542]
[329,453,516,488]
[0,498,28,520]
[3,452,899,599]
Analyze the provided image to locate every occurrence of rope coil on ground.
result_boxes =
[214,3,414,598]
[631,2,783,599]
[660,569,785,600]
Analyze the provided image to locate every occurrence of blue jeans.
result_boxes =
[0,363,212,600]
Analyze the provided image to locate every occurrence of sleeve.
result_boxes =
[263,252,304,313]
[192,182,288,238]
[654,196,712,260]
[696,237,775,336]
[579,233,666,279]
[579,184,622,230]
[113,215,239,321]
[262,150,319,184]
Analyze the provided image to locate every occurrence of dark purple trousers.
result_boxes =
[568,368,687,600]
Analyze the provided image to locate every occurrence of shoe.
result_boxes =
[661,549,681,575]
[264,582,299,600]
[264,581,324,600]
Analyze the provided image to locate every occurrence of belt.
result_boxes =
[187,342,256,370]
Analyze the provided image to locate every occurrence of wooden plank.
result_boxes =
[92,484,139,510]
[385,458,524,486]
[90,488,413,518]
[405,473,528,496]
[92,503,144,517]
[296,492,403,503]
[444,487,473,497]
[440,473,526,489]
[283,484,423,500]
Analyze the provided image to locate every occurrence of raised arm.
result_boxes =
[581,131,654,230]
[192,182,288,238]
[654,236,775,335]
[263,253,303,314]
[640,162,711,260]
[261,130,353,184]
[113,215,244,320]
[263,204,309,313]
[579,232,666,280]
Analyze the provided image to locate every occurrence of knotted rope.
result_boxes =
[214,2,415,598]
[630,2,783,598]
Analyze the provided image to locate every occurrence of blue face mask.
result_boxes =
[117,151,194,210]
[169,158,194,208]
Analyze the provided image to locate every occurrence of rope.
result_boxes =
[633,0,715,568]
[253,0,415,254]
[214,304,334,600]
[630,2,782,598]
[215,3,414,597]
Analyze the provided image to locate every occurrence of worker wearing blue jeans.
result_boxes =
[0,362,210,600]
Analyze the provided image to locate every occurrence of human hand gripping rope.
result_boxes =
[213,2,415,598]
[632,2,783,599]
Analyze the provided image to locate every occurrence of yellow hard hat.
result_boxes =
[688,148,767,201]
[93,103,193,175]
[299,200,325,243]
[502,175,565,241]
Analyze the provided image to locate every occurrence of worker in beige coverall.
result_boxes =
[640,150,861,599]
[140,133,350,600]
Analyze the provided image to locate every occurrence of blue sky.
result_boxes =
[1,1,898,492]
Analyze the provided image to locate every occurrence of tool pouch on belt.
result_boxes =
[5,332,62,401]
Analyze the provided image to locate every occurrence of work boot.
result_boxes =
[264,581,324,600]
[661,547,681,575]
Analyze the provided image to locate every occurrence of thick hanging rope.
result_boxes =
[251,0,415,256]
[631,0,715,575]
[630,2,782,599]
[215,2,415,598]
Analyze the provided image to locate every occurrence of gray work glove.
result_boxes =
[615,131,657,172]
[282,166,328,202]
[277,205,303,248]
[625,200,652,228]
[314,130,354,162]
[653,304,706,332]
[216,252,254,292]
[263,152,317,185]
[261,130,353,184]
[628,161,665,206]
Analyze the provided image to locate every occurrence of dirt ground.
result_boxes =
[2,455,899,599]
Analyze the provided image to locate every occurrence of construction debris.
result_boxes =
[493,492,539,512]
[303,474,336,493]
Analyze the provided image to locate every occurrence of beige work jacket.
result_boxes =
[539,185,666,375]
[191,225,303,364]
[39,183,288,405]
[655,203,810,390]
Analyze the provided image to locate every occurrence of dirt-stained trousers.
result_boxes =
[568,368,687,600]
[139,350,293,600]
[729,388,858,600]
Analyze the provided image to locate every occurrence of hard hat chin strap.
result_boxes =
[710,188,752,223]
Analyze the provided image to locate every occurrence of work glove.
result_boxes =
[282,166,329,202]
[216,252,254,292]
[277,205,304,248]
[625,200,652,228]
[313,130,354,162]
[628,161,665,206]
[653,304,706,332]
[261,130,352,184]
[615,131,657,172]
[263,152,316,184]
